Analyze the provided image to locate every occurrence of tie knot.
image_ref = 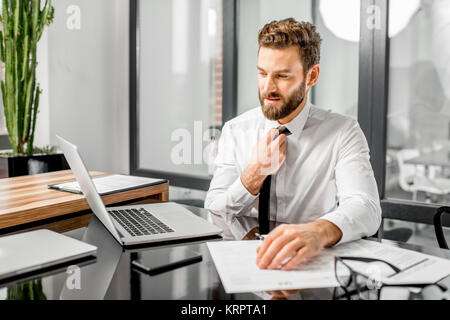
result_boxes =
[277,126,292,136]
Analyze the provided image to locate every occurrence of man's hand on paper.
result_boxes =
[241,128,287,195]
[256,220,342,270]
[267,290,301,300]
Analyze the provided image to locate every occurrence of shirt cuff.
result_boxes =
[228,176,259,213]
[318,211,352,246]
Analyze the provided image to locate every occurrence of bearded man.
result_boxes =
[205,18,381,271]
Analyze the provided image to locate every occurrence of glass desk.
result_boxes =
[1,206,449,300]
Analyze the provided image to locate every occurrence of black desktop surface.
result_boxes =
[1,205,450,300]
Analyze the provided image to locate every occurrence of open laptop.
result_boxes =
[56,135,222,247]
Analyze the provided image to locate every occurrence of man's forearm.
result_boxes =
[241,164,267,196]
[312,219,343,247]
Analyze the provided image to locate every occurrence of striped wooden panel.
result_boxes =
[0,170,169,229]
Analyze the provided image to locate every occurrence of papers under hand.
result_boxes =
[207,240,339,293]
[207,240,450,294]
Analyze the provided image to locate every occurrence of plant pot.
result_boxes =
[0,153,70,178]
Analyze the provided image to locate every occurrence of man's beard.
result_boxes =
[259,80,306,121]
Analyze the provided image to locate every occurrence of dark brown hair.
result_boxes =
[258,18,322,74]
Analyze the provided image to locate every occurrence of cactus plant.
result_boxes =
[7,279,47,300]
[0,0,54,155]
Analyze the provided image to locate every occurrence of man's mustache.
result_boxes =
[262,93,282,99]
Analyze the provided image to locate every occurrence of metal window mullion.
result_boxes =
[358,0,389,198]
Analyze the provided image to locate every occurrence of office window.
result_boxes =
[236,0,360,119]
[136,0,223,182]
[385,0,450,205]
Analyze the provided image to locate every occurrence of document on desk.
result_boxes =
[207,240,339,293]
[49,174,166,195]
[207,240,450,293]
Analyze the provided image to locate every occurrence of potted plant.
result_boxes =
[0,0,68,178]
[7,279,47,300]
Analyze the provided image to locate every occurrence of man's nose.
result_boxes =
[262,75,277,94]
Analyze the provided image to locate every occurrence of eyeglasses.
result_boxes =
[334,256,400,300]
[333,256,449,300]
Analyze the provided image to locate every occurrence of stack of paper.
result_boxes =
[207,239,450,293]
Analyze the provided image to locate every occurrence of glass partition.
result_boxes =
[385,0,450,205]
[137,0,223,179]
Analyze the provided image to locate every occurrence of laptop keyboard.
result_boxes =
[108,208,174,237]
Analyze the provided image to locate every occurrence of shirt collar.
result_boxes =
[264,101,311,137]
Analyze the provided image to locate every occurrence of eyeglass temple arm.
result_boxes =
[337,256,401,273]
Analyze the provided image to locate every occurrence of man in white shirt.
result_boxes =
[205,18,381,271]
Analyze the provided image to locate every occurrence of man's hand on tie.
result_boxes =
[241,128,287,195]
[255,220,343,270]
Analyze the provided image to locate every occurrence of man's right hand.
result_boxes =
[241,128,287,195]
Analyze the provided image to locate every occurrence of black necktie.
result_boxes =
[258,126,291,235]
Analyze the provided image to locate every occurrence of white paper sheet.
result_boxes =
[207,239,450,293]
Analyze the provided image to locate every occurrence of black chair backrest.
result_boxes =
[434,207,450,250]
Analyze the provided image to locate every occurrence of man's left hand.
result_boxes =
[256,220,342,271]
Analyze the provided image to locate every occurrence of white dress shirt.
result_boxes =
[204,102,382,244]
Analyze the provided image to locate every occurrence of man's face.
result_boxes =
[257,45,307,121]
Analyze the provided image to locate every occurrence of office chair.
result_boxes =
[397,149,450,202]
[382,226,414,243]
[434,206,450,249]
[374,217,413,244]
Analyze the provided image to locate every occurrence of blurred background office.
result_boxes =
[1,0,449,246]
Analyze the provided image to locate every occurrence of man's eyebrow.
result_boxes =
[257,66,292,73]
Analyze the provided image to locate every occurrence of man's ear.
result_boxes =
[307,64,320,88]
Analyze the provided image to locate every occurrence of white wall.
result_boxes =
[47,0,129,174]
